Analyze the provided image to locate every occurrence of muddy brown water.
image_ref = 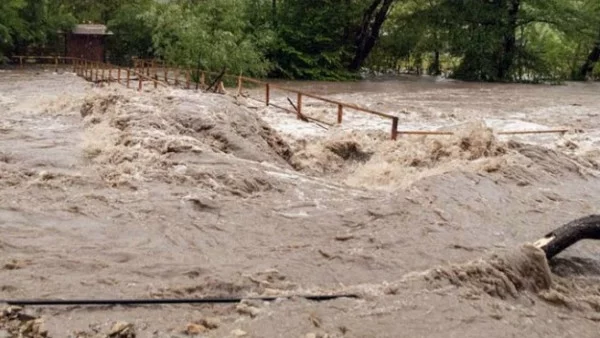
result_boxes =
[1,69,600,337]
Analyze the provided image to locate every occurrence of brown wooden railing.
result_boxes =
[12,56,572,140]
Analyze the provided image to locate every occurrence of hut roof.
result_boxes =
[72,24,113,35]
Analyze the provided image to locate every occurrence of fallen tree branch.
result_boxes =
[287,97,309,122]
[534,214,600,259]
[1,294,359,307]
[207,67,226,93]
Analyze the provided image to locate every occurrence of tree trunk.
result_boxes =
[348,0,395,71]
[430,50,441,76]
[497,0,520,80]
[272,0,277,28]
[534,215,600,260]
[578,30,600,80]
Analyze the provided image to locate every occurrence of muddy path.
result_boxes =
[1,70,600,337]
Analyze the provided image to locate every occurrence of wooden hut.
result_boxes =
[65,24,112,62]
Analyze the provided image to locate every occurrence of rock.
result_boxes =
[185,323,207,335]
[199,317,220,330]
[183,195,219,211]
[38,171,54,180]
[19,318,48,338]
[0,330,10,338]
[236,303,261,318]
[3,260,21,270]
[108,321,135,338]
[231,329,247,337]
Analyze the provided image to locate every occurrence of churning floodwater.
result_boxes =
[2,69,600,337]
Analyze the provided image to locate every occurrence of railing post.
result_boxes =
[118,68,121,84]
[200,72,205,88]
[174,68,179,86]
[337,104,343,124]
[95,63,99,82]
[101,64,105,83]
[146,61,150,76]
[126,69,130,88]
[108,68,112,86]
[154,74,158,88]
[391,117,399,140]
[297,93,303,120]
[138,74,143,91]
[19,56,23,68]
[265,83,270,106]
[237,75,243,95]
[185,69,190,89]
[164,67,168,83]
[55,56,58,73]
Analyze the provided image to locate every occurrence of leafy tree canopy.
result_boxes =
[1,0,599,81]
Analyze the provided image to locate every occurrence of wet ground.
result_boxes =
[1,69,600,337]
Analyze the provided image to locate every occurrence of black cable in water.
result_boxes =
[1,294,359,307]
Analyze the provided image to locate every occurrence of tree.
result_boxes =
[268,0,360,79]
[0,0,26,61]
[106,0,155,65]
[579,30,600,80]
[148,0,270,77]
[349,0,396,71]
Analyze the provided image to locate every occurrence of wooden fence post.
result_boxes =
[391,117,399,140]
[19,56,23,68]
[55,56,58,73]
[174,68,179,86]
[297,93,303,120]
[154,74,158,88]
[117,68,121,84]
[265,84,270,106]
[237,76,243,95]
[108,68,112,86]
[138,75,143,91]
[337,104,343,124]
[164,67,168,83]
[126,69,130,88]
[185,69,190,89]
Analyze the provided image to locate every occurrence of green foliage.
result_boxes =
[0,0,27,61]
[1,0,599,81]
[371,0,600,81]
[269,0,363,80]
[147,0,270,77]
[106,1,154,65]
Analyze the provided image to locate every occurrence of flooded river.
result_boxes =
[1,69,600,337]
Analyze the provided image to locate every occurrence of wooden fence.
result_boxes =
[12,56,571,140]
